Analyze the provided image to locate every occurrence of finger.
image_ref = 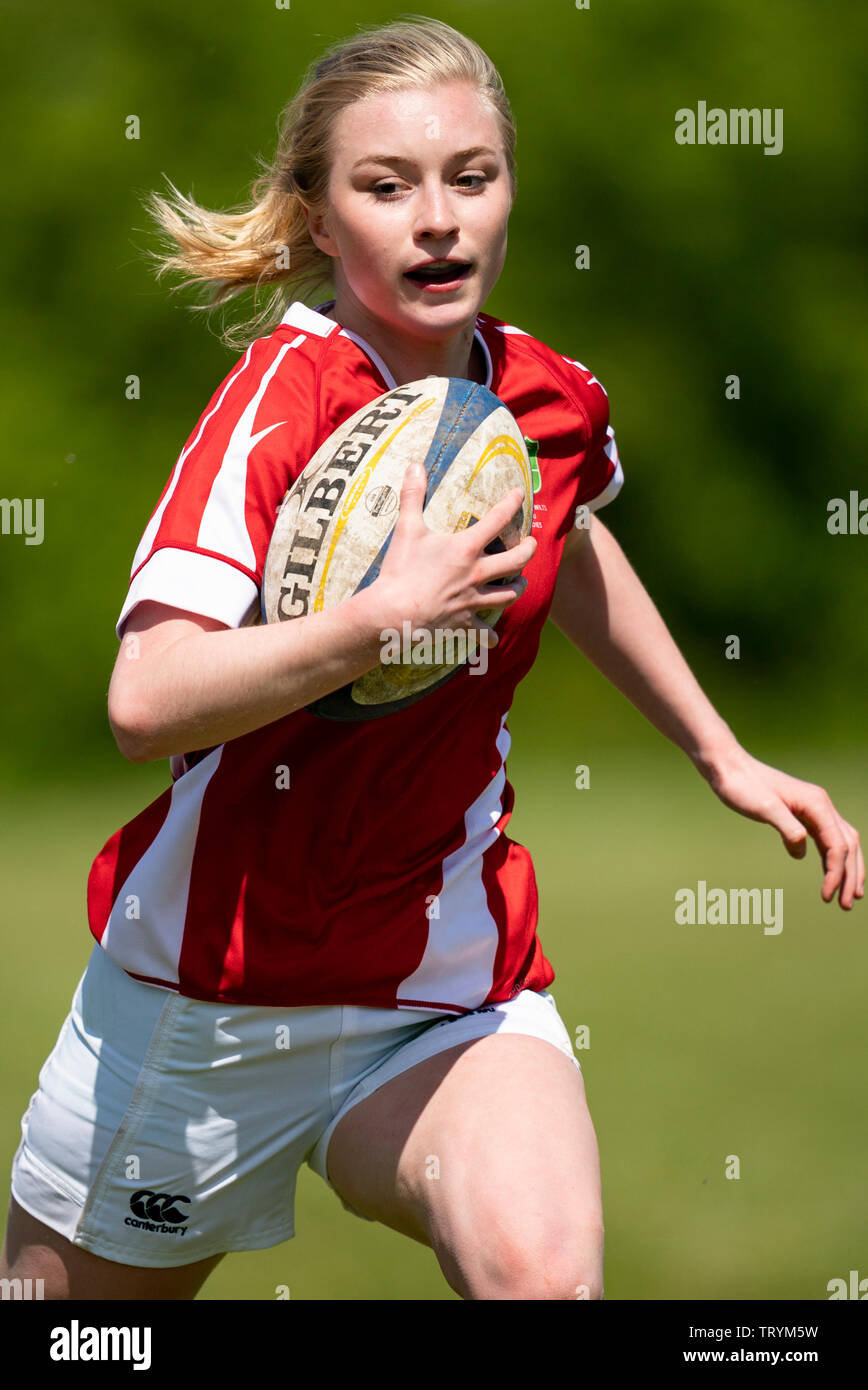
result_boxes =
[817,813,852,905]
[475,536,537,584]
[453,617,500,653]
[833,837,852,908]
[781,785,852,897]
[820,822,850,905]
[466,486,528,550]
[838,823,862,909]
[465,615,499,648]
[854,834,865,899]
[762,800,809,858]
[837,821,865,901]
[395,461,428,526]
[470,576,528,609]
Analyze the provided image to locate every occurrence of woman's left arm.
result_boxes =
[548,515,864,909]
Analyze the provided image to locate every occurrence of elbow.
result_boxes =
[107,692,155,764]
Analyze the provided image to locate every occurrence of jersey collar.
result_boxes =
[279,299,493,391]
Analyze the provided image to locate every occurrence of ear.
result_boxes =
[303,203,339,260]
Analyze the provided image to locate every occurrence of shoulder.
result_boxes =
[477,309,624,519]
[476,310,611,438]
[195,321,321,427]
[183,316,327,458]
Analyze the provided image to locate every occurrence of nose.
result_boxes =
[413,175,459,240]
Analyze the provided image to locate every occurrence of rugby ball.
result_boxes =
[262,376,533,720]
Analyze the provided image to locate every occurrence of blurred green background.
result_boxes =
[1,0,865,1299]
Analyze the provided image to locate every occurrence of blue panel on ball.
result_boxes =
[353,380,504,594]
[422,379,502,496]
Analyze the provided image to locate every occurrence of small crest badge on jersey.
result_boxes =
[524,438,542,494]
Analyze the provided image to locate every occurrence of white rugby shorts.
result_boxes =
[9,942,581,1268]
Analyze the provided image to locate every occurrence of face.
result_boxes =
[306,80,513,339]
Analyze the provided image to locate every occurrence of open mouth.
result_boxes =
[404,262,473,285]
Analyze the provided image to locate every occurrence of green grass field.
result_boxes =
[1,741,865,1300]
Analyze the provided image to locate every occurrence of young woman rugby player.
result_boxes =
[2,16,862,1301]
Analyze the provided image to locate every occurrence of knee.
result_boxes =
[445,1223,605,1302]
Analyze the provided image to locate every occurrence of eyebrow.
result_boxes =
[351,146,498,171]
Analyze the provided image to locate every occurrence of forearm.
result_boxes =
[549,518,738,774]
[121,588,388,762]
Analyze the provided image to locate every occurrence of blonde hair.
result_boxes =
[143,14,517,351]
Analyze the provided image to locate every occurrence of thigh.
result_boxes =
[0,1197,223,1300]
[326,1032,604,1300]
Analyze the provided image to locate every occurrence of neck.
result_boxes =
[318,298,485,387]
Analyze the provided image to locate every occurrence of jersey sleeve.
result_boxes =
[115,337,316,642]
[562,356,624,517]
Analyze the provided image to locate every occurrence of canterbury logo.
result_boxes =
[129,1189,190,1225]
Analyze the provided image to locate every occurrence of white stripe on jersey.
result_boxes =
[196,341,298,566]
[562,355,606,393]
[101,747,225,984]
[127,336,305,580]
[127,347,254,577]
[587,449,624,512]
[397,714,511,1009]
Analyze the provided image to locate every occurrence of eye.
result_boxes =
[371,181,405,201]
[370,173,488,201]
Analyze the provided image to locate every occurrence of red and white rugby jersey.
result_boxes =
[87,298,624,1011]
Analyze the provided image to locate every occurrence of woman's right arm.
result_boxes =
[109,467,535,763]
[108,588,395,762]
